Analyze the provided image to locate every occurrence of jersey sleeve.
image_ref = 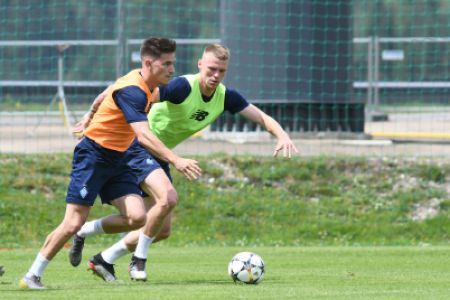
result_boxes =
[113,86,149,123]
[158,76,191,104]
[224,88,250,114]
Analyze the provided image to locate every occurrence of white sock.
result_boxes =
[77,219,104,238]
[27,253,49,277]
[101,239,130,264]
[134,231,155,259]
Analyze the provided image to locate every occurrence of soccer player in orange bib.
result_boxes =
[20,37,201,289]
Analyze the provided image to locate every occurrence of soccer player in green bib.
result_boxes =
[70,43,297,282]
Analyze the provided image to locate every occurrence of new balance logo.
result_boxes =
[190,110,209,121]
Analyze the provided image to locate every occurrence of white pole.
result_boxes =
[57,45,72,135]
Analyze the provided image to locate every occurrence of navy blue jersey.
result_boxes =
[159,77,249,114]
[113,86,149,123]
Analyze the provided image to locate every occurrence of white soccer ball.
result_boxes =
[228,252,265,284]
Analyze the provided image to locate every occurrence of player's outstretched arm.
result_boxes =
[72,87,110,137]
[130,121,202,181]
[239,104,298,158]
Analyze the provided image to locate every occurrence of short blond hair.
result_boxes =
[203,43,230,61]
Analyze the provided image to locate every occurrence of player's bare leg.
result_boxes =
[127,169,177,281]
[69,194,146,267]
[86,201,172,282]
[86,194,146,281]
[21,204,90,289]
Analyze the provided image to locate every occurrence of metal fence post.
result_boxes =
[367,36,373,106]
[116,0,125,77]
[374,36,380,107]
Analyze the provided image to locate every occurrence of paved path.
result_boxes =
[1,112,450,157]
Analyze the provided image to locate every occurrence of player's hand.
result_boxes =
[71,113,92,139]
[273,136,298,158]
[173,157,202,180]
[72,120,85,139]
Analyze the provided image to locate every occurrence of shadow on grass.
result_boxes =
[147,279,231,286]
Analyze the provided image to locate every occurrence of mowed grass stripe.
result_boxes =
[0,246,449,300]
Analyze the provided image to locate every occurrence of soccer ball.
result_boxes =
[228,252,265,284]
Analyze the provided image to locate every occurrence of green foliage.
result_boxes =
[2,154,450,248]
[0,153,116,247]
[406,163,448,183]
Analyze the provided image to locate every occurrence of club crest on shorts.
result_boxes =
[79,186,88,199]
[146,158,154,165]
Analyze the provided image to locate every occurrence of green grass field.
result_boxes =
[2,154,450,299]
[1,246,449,299]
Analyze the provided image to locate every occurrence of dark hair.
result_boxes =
[140,37,176,59]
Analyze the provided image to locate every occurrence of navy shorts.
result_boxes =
[66,137,142,206]
[126,140,172,184]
